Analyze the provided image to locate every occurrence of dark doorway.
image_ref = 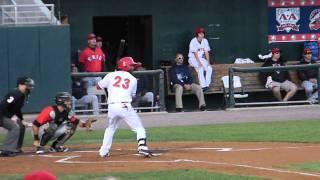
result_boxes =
[93,16,152,71]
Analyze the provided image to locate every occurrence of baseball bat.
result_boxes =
[116,39,126,61]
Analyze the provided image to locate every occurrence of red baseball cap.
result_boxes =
[304,47,312,54]
[271,47,281,54]
[96,36,103,42]
[24,170,57,180]
[195,27,205,35]
[87,33,96,40]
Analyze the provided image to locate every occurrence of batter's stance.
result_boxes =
[97,57,152,158]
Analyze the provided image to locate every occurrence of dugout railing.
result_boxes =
[227,64,320,108]
[71,69,165,114]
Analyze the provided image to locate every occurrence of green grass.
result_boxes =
[287,162,320,173]
[1,119,319,179]
[1,119,320,146]
[2,169,266,180]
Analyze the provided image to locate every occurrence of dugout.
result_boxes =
[43,0,304,69]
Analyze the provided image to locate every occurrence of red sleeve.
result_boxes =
[79,48,87,64]
[35,106,54,125]
[98,48,106,62]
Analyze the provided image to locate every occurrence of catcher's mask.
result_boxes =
[55,92,72,111]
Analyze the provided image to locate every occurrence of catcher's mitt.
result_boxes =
[79,118,97,132]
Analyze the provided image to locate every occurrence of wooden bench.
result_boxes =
[162,61,303,96]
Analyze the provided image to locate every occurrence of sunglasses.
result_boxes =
[305,52,312,55]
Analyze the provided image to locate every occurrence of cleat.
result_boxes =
[0,150,16,157]
[101,153,110,158]
[49,146,69,152]
[35,146,45,154]
[138,149,153,157]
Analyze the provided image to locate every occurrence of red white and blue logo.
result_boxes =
[276,8,300,32]
[309,9,320,30]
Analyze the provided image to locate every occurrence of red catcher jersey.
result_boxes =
[79,47,106,72]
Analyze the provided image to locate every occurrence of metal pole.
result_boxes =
[57,0,61,22]
[318,66,320,105]
[228,68,235,108]
[51,4,54,24]
[158,70,166,111]
[1,7,3,24]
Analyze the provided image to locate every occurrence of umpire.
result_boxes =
[0,77,35,157]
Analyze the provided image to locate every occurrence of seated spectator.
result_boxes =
[259,48,297,101]
[188,27,213,91]
[71,65,99,117]
[297,47,318,103]
[170,53,206,112]
[132,67,155,112]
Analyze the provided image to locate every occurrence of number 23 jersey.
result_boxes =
[98,71,137,104]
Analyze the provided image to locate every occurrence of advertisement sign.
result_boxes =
[268,0,320,43]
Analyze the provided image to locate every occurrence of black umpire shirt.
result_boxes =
[0,89,26,120]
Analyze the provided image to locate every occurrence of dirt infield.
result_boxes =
[2,142,320,179]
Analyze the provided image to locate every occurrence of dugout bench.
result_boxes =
[162,61,318,108]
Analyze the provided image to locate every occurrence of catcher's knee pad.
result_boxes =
[40,131,54,146]
[39,123,58,146]
[52,123,76,147]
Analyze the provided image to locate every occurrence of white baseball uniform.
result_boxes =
[188,37,213,88]
[97,70,147,157]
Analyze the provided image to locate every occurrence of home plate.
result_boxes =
[134,153,162,157]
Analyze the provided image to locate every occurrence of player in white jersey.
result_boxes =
[97,57,152,158]
[188,27,213,90]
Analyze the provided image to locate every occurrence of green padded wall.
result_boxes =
[0,25,70,113]
[39,26,71,107]
[7,27,41,112]
[0,28,9,95]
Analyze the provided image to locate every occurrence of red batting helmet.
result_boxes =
[117,57,142,71]
[195,27,205,35]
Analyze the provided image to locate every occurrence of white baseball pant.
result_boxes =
[99,103,146,157]
[188,58,213,88]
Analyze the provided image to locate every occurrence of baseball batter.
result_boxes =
[97,57,152,158]
[188,27,213,90]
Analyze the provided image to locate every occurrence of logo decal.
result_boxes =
[7,96,14,103]
[309,9,320,30]
[276,8,300,33]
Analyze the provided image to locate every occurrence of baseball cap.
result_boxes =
[24,170,57,180]
[195,27,205,34]
[87,33,96,40]
[304,47,312,54]
[96,36,103,42]
[271,47,281,54]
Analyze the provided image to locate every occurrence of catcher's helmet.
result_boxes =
[195,27,205,35]
[17,77,35,89]
[117,57,141,72]
[55,92,72,109]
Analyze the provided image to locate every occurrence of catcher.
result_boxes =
[32,92,96,154]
